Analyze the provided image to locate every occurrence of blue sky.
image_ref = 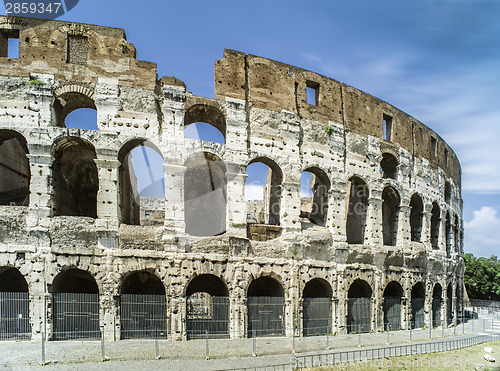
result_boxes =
[5,0,500,257]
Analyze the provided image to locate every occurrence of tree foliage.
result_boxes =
[464,253,500,300]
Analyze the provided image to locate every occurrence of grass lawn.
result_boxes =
[303,340,500,370]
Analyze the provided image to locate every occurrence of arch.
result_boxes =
[446,283,453,325]
[247,276,284,337]
[186,274,229,339]
[184,152,226,236]
[346,176,368,244]
[444,181,451,204]
[53,88,97,128]
[52,136,98,218]
[118,139,165,226]
[184,102,226,140]
[445,212,451,258]
[0,130,30,206]
[300,167,330,227]
[432,283,442,327]
[302,278,332,336]
[120,271,166,339]
[411,282,425,329]
[383,281,403,330]
[51,269,99,340]
[0,267,30,339]
[430,202,441,249]
[382,186,400,246]
[347,279,372,333]
[410,193,423,242]
[380,153,398,180]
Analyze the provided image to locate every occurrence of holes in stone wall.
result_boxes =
[346,177,368,244]
[299,168,330,228]
[0,130,30,206]
[382,186,400,246]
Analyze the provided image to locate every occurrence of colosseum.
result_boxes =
[0,16,464,341]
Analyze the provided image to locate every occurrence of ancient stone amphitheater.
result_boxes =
[0,16,464,341]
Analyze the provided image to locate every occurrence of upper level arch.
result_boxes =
[184,98,226,141]
[53,84,97,128]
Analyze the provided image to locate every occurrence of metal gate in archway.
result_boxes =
[383,297,401,331]
[53,293,99,340]
[347,297,371,333]
[120,294,167,339]
[432,298,441,327]
[411,298,425,329]
[186,294,229,339]
[0,292,31,340]
[248,297,284,337]
[303,298,331,336]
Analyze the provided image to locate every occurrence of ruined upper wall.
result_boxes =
[0,16,157,89]
[215,49,461,187]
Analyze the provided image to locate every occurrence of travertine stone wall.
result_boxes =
[0,16,464,341]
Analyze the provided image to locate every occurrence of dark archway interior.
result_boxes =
[410,194,423,242]
[121,271,165,295]
[303,278,332,298]
[51,269,98,294]
[380,153,398,179]
[300,168,330,226]
[0,130,30,206]
[53,137,98,218]
[184,104,226,140]
[430,203,440,249]
[248,276,284,297]
[383,281,403,298]
[185,152,226,236]
[445,212,451,257]
[444,182,451,204]
[54,92,97,128]
[433,284,442,299]
[346,177,368,244]
[0,267,28,292]
[348,279,372,298]
[186,274,228,297]
[382,186,400,246]
[411,282,425,298]
[454,215,460,252]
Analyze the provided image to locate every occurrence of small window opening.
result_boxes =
[306,81,319,106]
[383,114,393,141]
[0,30,20,58]
[430,137,437,157]
[444,149,449,165]
[145,210,150,217]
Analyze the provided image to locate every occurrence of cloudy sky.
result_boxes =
[5,0,499,257]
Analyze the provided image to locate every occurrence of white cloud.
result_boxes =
[245,184,264,201]
[464,206,500,257]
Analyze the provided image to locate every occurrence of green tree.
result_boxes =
[464,253,500,300]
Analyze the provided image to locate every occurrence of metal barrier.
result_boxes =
[0,292,30,340]
[52,292,99,340]
[303,298,331,337]
[347,297,371,333]
[411,297,425,329]
[383,297,401,331]
[248,296,285,337]
[186,296,229,339]
[120,294,167,339]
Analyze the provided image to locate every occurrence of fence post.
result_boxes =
[326,325,330,350]
[358,324,361,348]
[483,319,486,333]
[252,329,257,357]
[442,320,445,337]
[155,329,160,359]
[386,324,390,345]
[429,312,432,340]
[41,331,46,365]
[100,330,106,361]
[292,327,296,354]
[205,330,209,360]
[463,308,466,334]
[409,321,412,342]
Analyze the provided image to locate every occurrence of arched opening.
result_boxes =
[382,186,400,246]
[445,212,451,258]
[52,137,98,218]
[0,130,30,206]
[346,177,368,244]
[444,182,451,204]
[430,202,441,249]
[51,269,99,340]
[186,274,229,339]
[299,168,330,228]
[184,152,226,236]
[411,282,425,329]
[447,284,453,325]
[247,276,284,337]
[53,91,97,129]
[454,216,460,253]
[245,158,283,241]
[410,194,423,242]
[0,267,30,339]
[380,153,398,179]
[432,283,442,328]
[383,281,403,331]
[347,279,372,333]
[118,140,165,226]
[303,278,332,336]
[120,271,166,339]
[184,104,226,143]
[64,108,98,130]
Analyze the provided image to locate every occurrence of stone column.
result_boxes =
[327,186,347,242]
[27,153,54,219]
[421,204,432,247]
[281,181,302,232]
[366,195,383,246]
[397,202,411,249]
[285,261,300,337]
[229,263,246,338]
[167,260,185,340]
[225,164,248,238]
[94,158,120,228]
[163,163,186,245]
[438,209,445,252]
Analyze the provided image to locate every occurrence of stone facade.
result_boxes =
[0,16,464,341]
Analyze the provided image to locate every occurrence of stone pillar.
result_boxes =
[27,153,54,219]
[366,196,383,246]
[167,260,185,340]
[27,74,54,127]
[438,209,445,252]
[229,263,246,338]
[281,181,302,233]
[421,205,432,247]
[27,267,46,341]
[285,261,300,337]
[163,163,186,244]
[94,158,120,228]
[327,186,347,242]
[397,202,411,249]
[225,164,247,238]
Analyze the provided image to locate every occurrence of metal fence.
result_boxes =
[411,297,425,329]
[347,297,371,333]
[432,298,441,327]
[383,297,401,331]
[303,298,331,336]
[248,296,285,337]
[52,292,99,340]
[0,292,30,340]
[186,296,229,339]
[120,294,167,339]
